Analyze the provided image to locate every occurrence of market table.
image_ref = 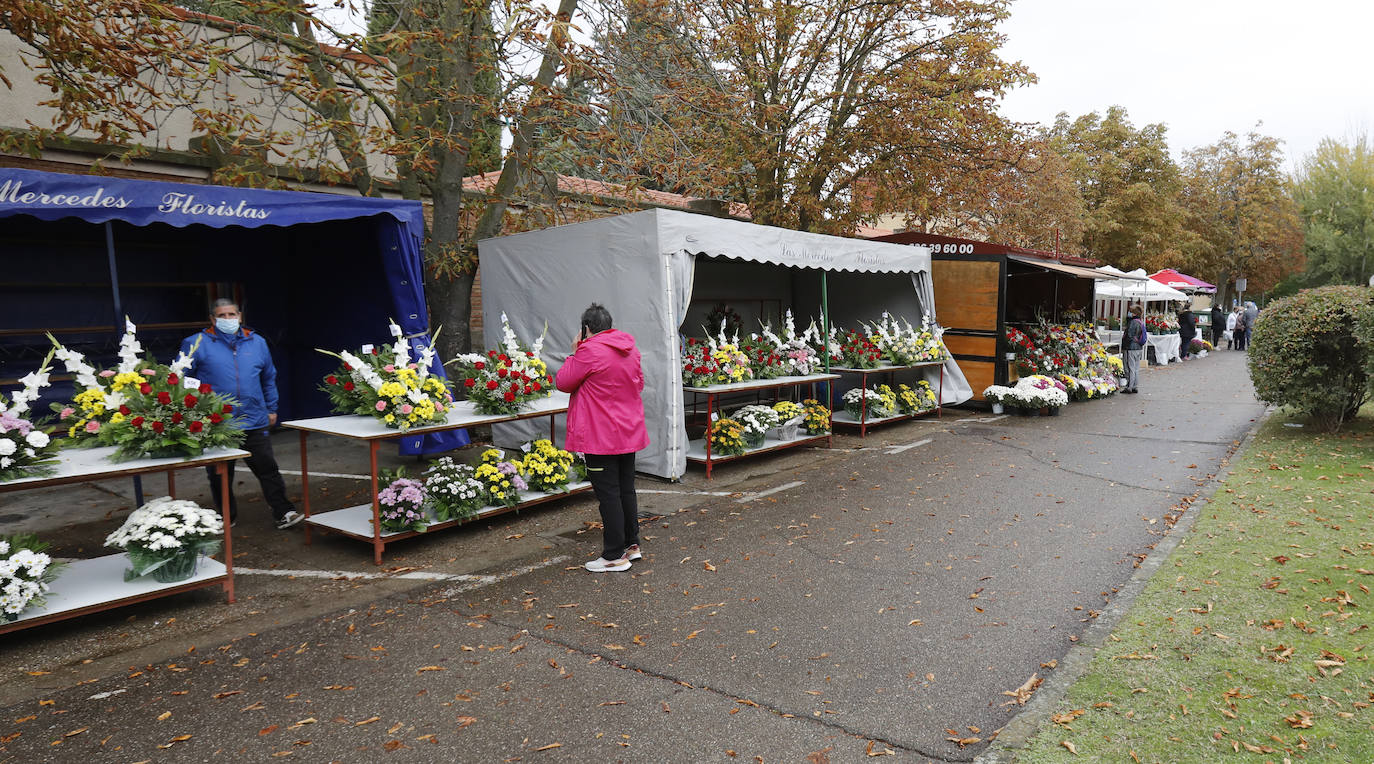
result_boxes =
[0,445,243,635]
[684,373,840,480]
[829,361,944,436]
[283,394,590,564]
[1097,330,1182,365]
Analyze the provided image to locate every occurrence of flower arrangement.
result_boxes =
[734,404,780,447]
[982,385,1016,405]
[895,381,937,414]
[0,534,63,621]
[1005,316,1121,398]
[474,449,528,507]
[705,303,743,338]
[1144,313,1179,334]
[1014,376,1069,409]
[1,351,60,482]
[49,323,245,461]
[809,320,844,365]
[105,496,223,582]
[520,439,582,494]
[423,457,486,523]
[843,387,894,419]
[448,314,553,416]
[839,330,883,369]
[376,469,428,533]
[739,334,787,380]
[772,400,804,422]
[683,322,754,386]
[865,313,949,365]
[708,417,748,456]
[757,311,822,376]
[322,322,453,430]
[801,399,831,435]
[1189,338,1213,354]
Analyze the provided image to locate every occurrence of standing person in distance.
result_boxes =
[1176,301,1196,360]
[1225,306,1238,350]
[1233,304,1249,351]
[181,299,303,529]
[555,303,649,573]
[1244,301,1260,348]
[1210,303,1225,349]
[1121,304,1146,394]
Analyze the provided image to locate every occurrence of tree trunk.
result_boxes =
[427,270,476,358]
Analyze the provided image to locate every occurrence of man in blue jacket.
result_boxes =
[181,299,303,529]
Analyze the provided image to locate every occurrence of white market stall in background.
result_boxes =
[476,209,973,480]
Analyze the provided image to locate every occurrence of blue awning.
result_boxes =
[0,167,466,453]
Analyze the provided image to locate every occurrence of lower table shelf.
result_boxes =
[305,482,594,544]
[831,408,939,431]
[685,432,832,466]
[0,553,228,635]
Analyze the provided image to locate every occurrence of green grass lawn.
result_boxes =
[1018,408,1374,763]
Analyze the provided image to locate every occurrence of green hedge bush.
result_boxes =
[1247,285,1374,431]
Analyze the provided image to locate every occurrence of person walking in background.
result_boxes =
[181,298,303,529]
[1244,301,1260,348]
[1225,307,1238,350]
[1210,304,1224,348]
[555,303,650,573]
[1121,304,1146,394]
[1234,305,1250,351]
[1177,301,1196,360]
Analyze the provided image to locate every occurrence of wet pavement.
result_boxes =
[0,350,1266,762]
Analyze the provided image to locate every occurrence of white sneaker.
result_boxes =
[275,510,305,530]
[625,544,642,561]
[584,556,631,572]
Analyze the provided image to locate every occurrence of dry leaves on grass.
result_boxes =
[1000,673,1042,706]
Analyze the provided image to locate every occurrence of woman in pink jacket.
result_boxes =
[555,304,650,572]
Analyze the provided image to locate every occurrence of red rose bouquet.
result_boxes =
[447,314,553,416]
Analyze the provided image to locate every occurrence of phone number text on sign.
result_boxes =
[931,243,975,254]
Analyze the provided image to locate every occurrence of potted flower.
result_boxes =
[0,534,63,622]
[376,469,428,533]
[770,400,806,441]
[735,405,780,448]
[801,399,831,435]
[842,387,892,419]
[708,417,748,456]
[446,314,553,416]
[982,385,1015,415]
[105,497,223,583]
[474,449,528,507]
[423,457,486,523]
[520,439,583,493]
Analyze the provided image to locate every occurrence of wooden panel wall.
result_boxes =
[933,259,1000,331]
[957,360,996,400]
[943,334,997,358]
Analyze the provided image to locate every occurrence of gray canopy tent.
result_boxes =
[476,208,972,479]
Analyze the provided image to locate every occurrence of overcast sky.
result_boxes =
[995,1,1373,169]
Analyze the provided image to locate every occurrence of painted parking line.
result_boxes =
[237,567,484,582]
[278,469,372,480]
[736,480,805,503]
[885,437,932,455]
[436,556,571,598]
[640,488,743,497]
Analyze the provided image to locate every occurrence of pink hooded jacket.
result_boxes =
[555,329,650,455]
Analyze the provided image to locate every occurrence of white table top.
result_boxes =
[0,445,250,493]
[282,392,572,440]
[683,373,840,395]
[830,360,946,373]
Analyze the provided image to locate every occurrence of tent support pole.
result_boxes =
[820,271,830,374]
[105,222,143,506]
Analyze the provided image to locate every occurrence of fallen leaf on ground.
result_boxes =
[354,717,380,726]
[1061,740,1077,754]
[534,742,562,751]
[1001,673,1043,705]
[456,716,477,728]
[157,712,172,721]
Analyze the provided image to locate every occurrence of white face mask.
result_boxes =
[215,317,241,334]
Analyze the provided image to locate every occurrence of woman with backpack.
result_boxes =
[1121,304,1146,394]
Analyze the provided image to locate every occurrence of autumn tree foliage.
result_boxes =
[1046,106,1185,271]
[1291,134,1374,289]
[669,0,1031,234]
[1179,129,1303,303]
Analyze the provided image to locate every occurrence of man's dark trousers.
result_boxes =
[204,428,294,521]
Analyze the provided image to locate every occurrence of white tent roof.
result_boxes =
[657,210,931,273]
[1094,267,1187,302]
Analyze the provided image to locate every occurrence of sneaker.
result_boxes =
[626,544,642,561]
[275,510,305,530]
[584,556,632,573]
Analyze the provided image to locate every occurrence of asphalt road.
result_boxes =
[0,350,1267,763]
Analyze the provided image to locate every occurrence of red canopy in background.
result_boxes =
[1149,269,1216,293]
